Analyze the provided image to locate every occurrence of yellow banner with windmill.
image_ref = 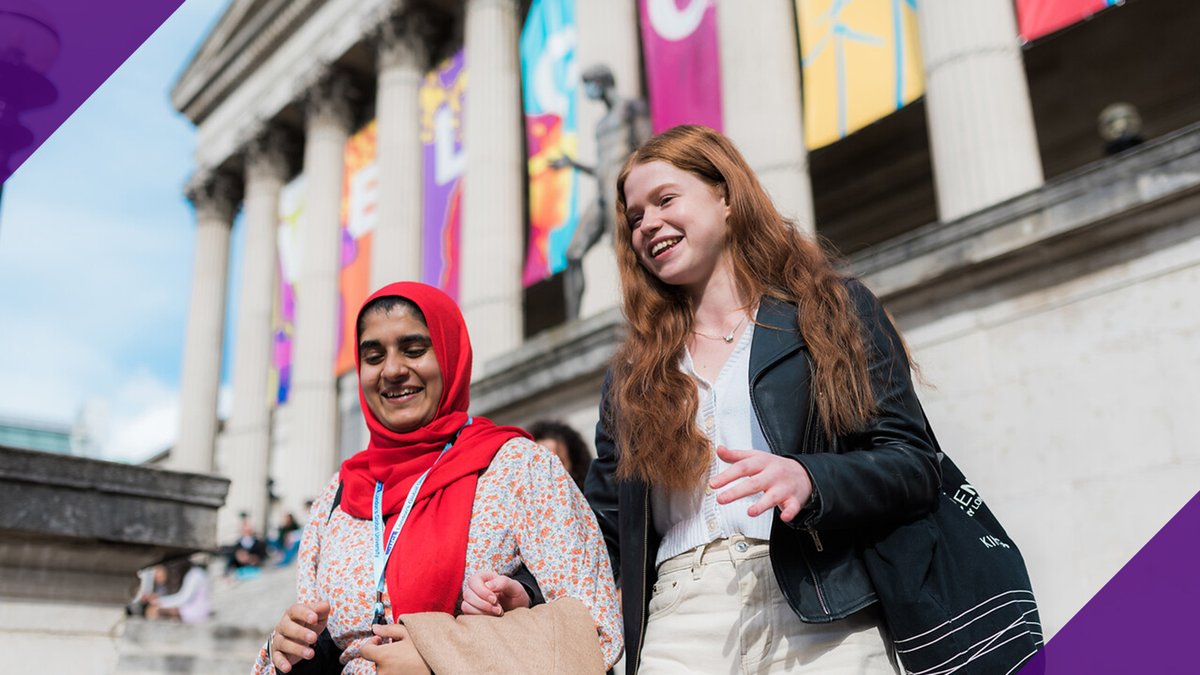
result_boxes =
[796,0,924,149]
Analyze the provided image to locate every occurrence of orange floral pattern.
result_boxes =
[252,437,622,673]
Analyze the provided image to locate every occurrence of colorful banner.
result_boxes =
[520,0,582,286]
[419,50,467,300]
[1016,0,1121,42]
[796,0,923,149]
[638,0,724,133]
[271,174,306,405]
[334,121,378,376]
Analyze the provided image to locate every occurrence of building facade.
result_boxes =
[172,0,1200,639]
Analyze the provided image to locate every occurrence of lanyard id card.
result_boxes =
[370,417,472,624]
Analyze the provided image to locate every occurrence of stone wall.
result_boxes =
[0,447,228,673]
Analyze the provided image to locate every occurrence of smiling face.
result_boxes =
[623,160,732,294]
[358,306,444,434]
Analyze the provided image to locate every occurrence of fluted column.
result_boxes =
[575,0,641,318]
[217,127,291,541]
[372,11,431,290]
[282,69,356,516]
[919,0,1043,222]
[716,0,814,231]
[461,0,524,366]
[175,170,240,474]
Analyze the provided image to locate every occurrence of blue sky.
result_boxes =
[0,0,236,462]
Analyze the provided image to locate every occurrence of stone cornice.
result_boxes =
[849,121,1200,310]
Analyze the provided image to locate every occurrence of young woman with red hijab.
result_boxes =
[253,282,620,674]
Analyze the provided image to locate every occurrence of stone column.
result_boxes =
[175,170,239,474]
[461,0,524,367]
[918,0,1043,222]
[575,0,641,318]
[281,69,356,517]
[372,11,431,291]
[716,0,815,232]
[217,126,291,541]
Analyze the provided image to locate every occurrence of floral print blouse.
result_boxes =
[252,437,622,673]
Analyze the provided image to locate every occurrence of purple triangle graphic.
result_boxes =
[0,0,185,185]
[1019,489,1200,674]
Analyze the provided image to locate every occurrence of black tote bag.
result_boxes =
[863,421,1044,675]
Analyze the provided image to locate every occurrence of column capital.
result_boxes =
[304,66,359,133]
[376,5,447,72]
[243,123,296,184]
[186,169,241,223]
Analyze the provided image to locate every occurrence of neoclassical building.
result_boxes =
[172,0,1200,639]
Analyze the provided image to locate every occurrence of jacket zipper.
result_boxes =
[634,483,650,674]
[801,541,831,614]
[751,361,831,615]
[799,385,829,613]
[805,526,824,552]
[800,389,823,552]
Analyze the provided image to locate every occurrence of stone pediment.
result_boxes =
[172,0,329,124]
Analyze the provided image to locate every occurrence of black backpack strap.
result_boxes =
[328,481,344,523]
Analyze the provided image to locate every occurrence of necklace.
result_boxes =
[692,314,747,343]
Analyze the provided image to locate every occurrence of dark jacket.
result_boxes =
[584,280,941,673]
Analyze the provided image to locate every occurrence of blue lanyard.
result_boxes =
[371,417,472,624]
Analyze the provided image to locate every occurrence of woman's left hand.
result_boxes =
[360,624,431,675]
[710,446,814,522]
[460,571,531,616]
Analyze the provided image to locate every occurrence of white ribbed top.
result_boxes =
[652,316,773,567]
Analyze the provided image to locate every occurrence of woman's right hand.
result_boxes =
[269,601,331,673]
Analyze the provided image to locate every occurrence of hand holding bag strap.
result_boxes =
[863,408,1044,675]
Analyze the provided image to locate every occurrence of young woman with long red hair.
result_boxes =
[585,126,941,673]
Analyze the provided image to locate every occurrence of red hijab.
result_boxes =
[338,282,530,619]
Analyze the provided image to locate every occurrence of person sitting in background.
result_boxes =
[271,512,303,567]
[226,514,269,577]
[127,563,170,617]
[528,419,593,490]
[146,557,211,624]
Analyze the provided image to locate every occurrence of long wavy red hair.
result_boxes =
[611,125,876,489]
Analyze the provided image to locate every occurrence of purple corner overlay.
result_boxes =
[0,0,185,185]
[1019,489,1200,674]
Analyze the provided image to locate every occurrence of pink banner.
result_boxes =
[1016,0,1120,41]
[638,0,724,133]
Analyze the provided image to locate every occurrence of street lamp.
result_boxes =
[0,1,61,230]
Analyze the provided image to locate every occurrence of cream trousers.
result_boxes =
[637,535,899,675]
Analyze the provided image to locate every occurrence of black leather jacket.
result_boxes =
[584,280,941,673]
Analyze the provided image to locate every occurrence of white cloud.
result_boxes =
[104,371,181,463]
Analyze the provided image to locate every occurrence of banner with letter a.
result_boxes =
[521,0,582,287]
[335,121,378,376]
[420,50,467,300]
[638,0,724,133]
[796,0,923,149]
[1016,0,1122,42]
